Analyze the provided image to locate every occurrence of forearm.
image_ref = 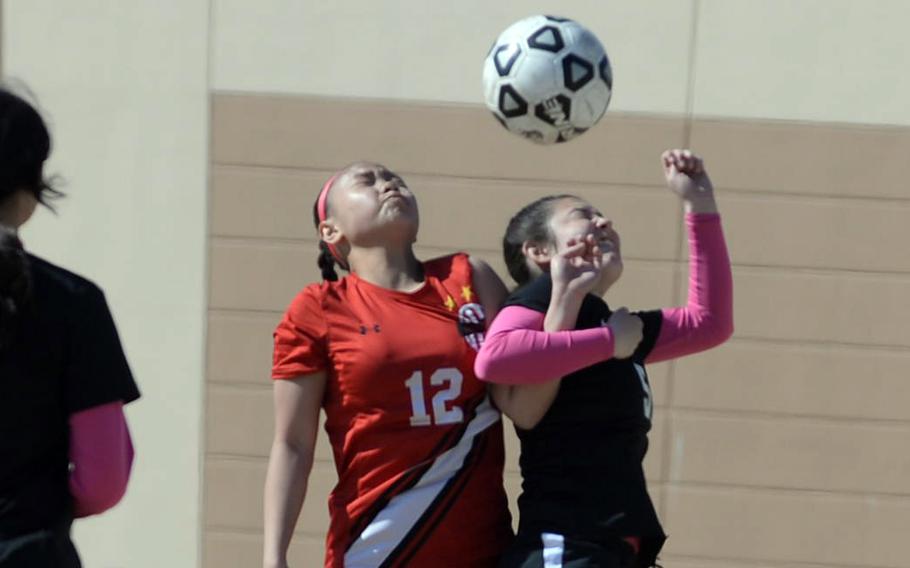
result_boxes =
[648,213,733,363]
[263,441,313,567]
[475,306,614,384]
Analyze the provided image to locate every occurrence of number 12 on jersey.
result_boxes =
[405,368,464,426]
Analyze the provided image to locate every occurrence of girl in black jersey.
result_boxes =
[0,88,139,567]
[475,150,733,567]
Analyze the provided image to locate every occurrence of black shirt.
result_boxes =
[505,274,666,565]
[0,254,139,538]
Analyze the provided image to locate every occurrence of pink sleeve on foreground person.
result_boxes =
[474,213,733,384]
[68,401,135,517]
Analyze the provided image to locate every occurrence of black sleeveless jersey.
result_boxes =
[504,274,666,566]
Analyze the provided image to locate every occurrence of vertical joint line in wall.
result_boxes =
[199,1,216,567]
[682,0,700,147]
[659,0,700,512]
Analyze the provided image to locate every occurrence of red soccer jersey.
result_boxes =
[273,253,513,567]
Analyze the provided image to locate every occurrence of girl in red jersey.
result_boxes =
[264,162,513,568]
[474,150,733,568]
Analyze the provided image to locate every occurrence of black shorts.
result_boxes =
[0,527,81,568]
[499,531,637,568]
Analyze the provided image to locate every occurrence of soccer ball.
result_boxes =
[482,15,612,145]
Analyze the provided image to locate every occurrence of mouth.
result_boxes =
[597,234,618,254]
[382,191,406,202]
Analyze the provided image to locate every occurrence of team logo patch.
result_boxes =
[457,303,486,351]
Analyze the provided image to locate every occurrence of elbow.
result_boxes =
[474,352,494,382]
[707,314,734,349]
[474,336,502,382]
[71,471,130,518]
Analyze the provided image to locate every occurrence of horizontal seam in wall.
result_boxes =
[211,162,910,205]
[663,551,896,568]
[664,480,910,502]
[209,237,910,277]
[211,162,672,193]
[667,406,910,428]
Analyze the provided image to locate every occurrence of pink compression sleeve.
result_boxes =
[647,213,734,364]
[68,401,135,518]
[474,305,615,384]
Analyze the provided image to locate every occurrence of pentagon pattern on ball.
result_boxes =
[527,25,564,53]
[493,44,522,77]
[599,55,613,89]
[562,53,594,92]
[544,15,572,23]
[498,85,528,118]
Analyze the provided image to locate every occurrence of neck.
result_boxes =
[348,245,423,291]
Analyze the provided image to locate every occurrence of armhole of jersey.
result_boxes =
[633,309,663,362]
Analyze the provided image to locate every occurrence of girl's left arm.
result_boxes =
[647,150,734,364]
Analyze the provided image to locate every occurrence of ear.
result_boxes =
[319,219,344,246]
[521,240,553,264]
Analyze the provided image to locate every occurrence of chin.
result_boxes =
[600,257,623,292]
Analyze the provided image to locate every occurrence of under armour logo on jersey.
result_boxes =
[457,303,486,351]
[359,323,382,335]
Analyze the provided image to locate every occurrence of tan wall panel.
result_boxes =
[691,118,910,199]
[663,486,909,566]
[660,560,763,568]
[731,268,910,347]
[206,385,334,462]
[213,165,682,262]
[208,311,277,385]
[212,95,685,187]
[205,531,324,568]
[205,458,333,535]
[674,340,910,420]
[668,412,910,494]
[206,93,910,566]
[209,241,318,312]
[715,194,910,273]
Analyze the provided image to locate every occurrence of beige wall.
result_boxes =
[6,1,910,567]
[3,1,210,566]
[211,0,695,115]
[213,0,910,125]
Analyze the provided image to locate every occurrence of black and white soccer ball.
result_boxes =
[482,15,612,145]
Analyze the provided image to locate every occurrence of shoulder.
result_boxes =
[422,253,500,285]
[504,273,552,313]
[285,281,333,317]
[28,254,106,308]
[422,252,466,277]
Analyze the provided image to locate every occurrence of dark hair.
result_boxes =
[0,226,30,348]
[0,87,61,208]
[311,198,349,282]
[0,87,54,347]
[502,194,575,286]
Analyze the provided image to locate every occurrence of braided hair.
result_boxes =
[0,226,30,348]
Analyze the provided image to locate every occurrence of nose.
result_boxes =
[596,216,612,230]
[378,179,398,193]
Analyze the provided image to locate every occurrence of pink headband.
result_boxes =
[317,173,345,266]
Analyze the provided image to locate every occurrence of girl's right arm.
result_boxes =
[263,372,326,568]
